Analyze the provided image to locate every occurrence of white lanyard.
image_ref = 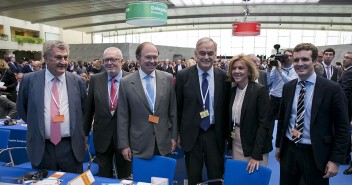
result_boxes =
[200,83,210,110]
[49,79,63,114]
[144,77,155,113]
[109,80,118,107]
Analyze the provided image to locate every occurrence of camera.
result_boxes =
[268,54,288,67]
[4,119,17,126]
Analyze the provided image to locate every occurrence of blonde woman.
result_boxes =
[227,54,273,173]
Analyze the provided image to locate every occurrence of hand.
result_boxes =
[171,139,176,152]
[246,159,260,173]
[323,161,339,178]
[275,148,280,162]
[276,62,282,74]
[122,147,132,161]
[0,86,7,90]
[177,134,182,149]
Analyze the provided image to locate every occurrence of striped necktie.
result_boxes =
[293,81,306,143]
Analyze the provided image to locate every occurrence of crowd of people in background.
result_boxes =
[0,38,352,185]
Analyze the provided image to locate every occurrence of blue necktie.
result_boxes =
[145,75,154,110]
[200,72,210,131]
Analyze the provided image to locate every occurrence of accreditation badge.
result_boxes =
[199,109,209,119]
[52,115,64,123]
[290,128,302,139]
[148,115,159,124]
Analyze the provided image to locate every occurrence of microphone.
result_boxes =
[22,169,48,181]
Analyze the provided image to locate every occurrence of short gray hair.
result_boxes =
[43,40,69,58]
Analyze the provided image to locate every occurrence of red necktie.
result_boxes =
[50,77,61,145]
[110,78,117,111]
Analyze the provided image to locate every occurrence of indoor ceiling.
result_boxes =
[0,0,351,35]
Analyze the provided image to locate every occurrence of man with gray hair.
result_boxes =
[84,47,131,178]
[17,40,87,173]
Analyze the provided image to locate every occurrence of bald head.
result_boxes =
[248,54,261,69]
[32,61,42,71]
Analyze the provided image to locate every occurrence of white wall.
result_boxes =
[62,29,91,44]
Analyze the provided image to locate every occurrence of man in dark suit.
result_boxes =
[275,43,350,185]
[174,59,186,75]
[176,37,229,185]
[338,51,352,174]
[22,59,34,73]
[17,40,87,173]
[117,42,177,161]
[322,48,339,82]
[84,47,131,178]
[7,57,18,74]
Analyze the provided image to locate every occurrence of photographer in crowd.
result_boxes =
[267,49,298,125]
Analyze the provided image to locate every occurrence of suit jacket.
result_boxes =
[0,70,18,102]
[17,70,87,166]
[8,62,18,73]
[228,82,273,160]
[276,76,350,170]
[258,70,268,92]
[175,64,186,75]
[84,70,129,153]
[22,65,34,73]
[322,65,339,82]
[338,67,352,121]
[117,70,177,159]
[176,65,229,152]
[0,96,17,118]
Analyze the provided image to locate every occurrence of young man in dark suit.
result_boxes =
[83,47,131,178]
[275,43,350,185]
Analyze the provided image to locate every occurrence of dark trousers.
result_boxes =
[32,137,83,174]
[184,126,224,185]
[280,138,329,185]
[96,138,131,178]
[269,95,281,122]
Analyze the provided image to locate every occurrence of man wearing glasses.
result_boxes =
[84,47,131,178]
[17,40,87,173]
[117,42,177,161]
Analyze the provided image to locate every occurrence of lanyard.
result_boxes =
[49,79,63,114]
[200,83,210,110]
[109,80,118,107]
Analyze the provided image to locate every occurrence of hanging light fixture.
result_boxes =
[232,0,261,36]
[126,1,168,27]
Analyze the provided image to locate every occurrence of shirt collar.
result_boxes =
[139,69,156,80]
[196,65,214,77]
[282,65,294,71]
[45,68,65,83]
[298,72,316,85]
[107,70,123,82]
[322,62,331,67]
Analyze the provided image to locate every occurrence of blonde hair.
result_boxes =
[227,54,259,82]
[185,59,196,67]
[0,59,10,70]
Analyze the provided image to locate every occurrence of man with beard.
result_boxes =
[84,47,131,178]
[176,37,229,185]
[17,40,87,173]
[117,42,177,161]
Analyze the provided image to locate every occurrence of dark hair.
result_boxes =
[293,43,318,61]
[323,48,335,55]
[135,42,159,61]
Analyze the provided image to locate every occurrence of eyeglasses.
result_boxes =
[144,55,158,61]
[103,58,121,63]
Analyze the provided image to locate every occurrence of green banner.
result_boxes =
[126,2,167,26]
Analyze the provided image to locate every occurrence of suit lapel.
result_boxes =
[66,72,75,132]
[310,76,324,127]
[34,70,45,138]
[285,80,297,123]
[131,71,152,112]
[99,72,111,116]
[190,66,202,105]
[240,83,252,123]
[154,71,165,113]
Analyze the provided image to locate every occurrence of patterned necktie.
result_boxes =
[110,78,117,111]
[145,75,154,110]
[293,81,306,143]
[326,66,331,79]
[200,72,210,131]
[50,77,61,145]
